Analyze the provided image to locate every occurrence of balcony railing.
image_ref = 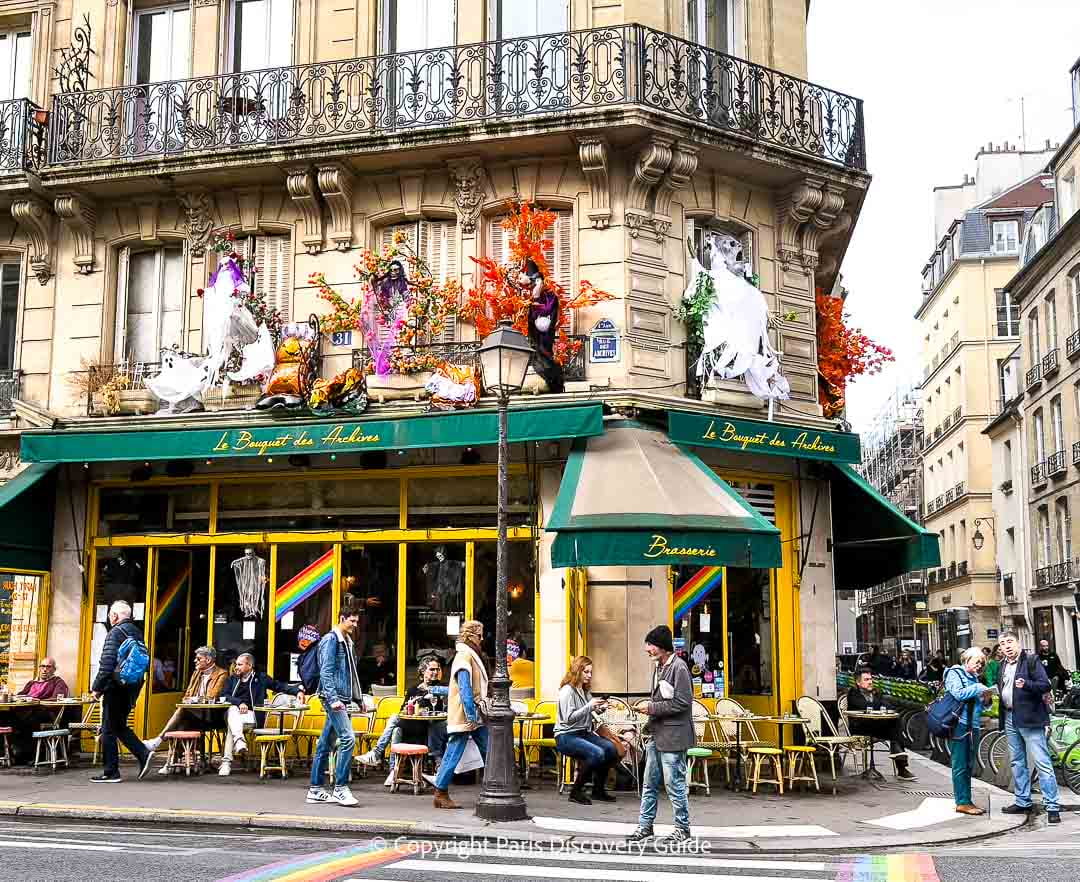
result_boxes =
[1047,449,1067,476]
[1068,329,1080,360]
[1043,348,1060,376]
[958,559,968,577]
[954,480,965,499]
[952,406,961,423]
[947,561,957,579]
[1002,572,1014,599]
[1031,461,1047,485]
[926,498,937,515]
[1034,565,1051,590]
[927,569,938,586]
[1073,440,1080,465]
[944,487,954,504]
[1050,560,1073,585]
[0,368,20,412]
[47,25,866,170]
[934,494,944,510]
[0,99,46,173]
[1026,363,1042,387]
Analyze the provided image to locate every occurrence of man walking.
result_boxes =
[997,631,1060,824]
[306,604,362,807]
[630,625,694,846]
[90,601,153,783]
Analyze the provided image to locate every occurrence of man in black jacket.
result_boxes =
[846,668,915,779]
[1037,640,1069,692]
[90,601,153,783]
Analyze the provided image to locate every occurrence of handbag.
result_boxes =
[927,666,975,738]
[595,722,628,760]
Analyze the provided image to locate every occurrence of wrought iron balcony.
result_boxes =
[958,559,968,576]
[954,480,965,498]
[1031,461,1047,485]
[1034,565,1051,590]
[1073,440,1080,465]
[934,494,944,510]
[941,414,952,432]
[1068,329,1080,360]
[927,569,938,586]
[952,406,961,423]
[1047,449,1067,476]
[944,487,954,504]
[1050,560,1073,585]
[0,99,46,173]
[1026,363,1042,387]
[0,369,20,412]
[1042,348,1060,376]
[48,25,866,170]
[947,561,957,579]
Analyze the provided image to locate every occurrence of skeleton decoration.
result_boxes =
[231,548,267,619]
[684,231,790,414]
[366,260,411,375]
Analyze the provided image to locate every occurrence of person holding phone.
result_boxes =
[554,655,618,805]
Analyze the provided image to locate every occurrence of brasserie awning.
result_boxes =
[546,422,782,569]
[0,462,56,571]
[831,463,940,590]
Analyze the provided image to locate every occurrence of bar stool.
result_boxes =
[0,726,13,768]
[33,728,70,771]
[784,745,820,792]
[389,743,429,794]
[746,746,784,794]
[161,731,202,775]
[686,746,715,795]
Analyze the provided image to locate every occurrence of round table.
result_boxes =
[759,716,811,751]
[514,711,549,789]
[842,710,900,781]
[710,713,772,790]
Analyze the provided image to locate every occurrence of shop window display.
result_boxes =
[212,544,270,672]
[406,543,466,672]
[272,543,334,684]
[672,565,725,699]
[0,571,46,692]
[90,548,149,685]
[151,548,210,695]
[406,474,533,529]
[342,543,399,690]
[727,567,773,697]
[216,478,400,532]
[474,542,536,680]
[97,484,210,536]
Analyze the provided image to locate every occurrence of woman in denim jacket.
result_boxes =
[944,647,992,815]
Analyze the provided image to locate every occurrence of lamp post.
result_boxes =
[475,319,532,822]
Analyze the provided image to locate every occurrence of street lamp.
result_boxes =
[972,517,995,551]
[475,319,532,822]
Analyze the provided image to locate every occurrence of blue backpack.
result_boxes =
[115,633,150,686]
[926,667,975,738]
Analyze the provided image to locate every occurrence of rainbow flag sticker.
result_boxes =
[218,841,409,882]
[155,564,190,626]
[275,549,334,621]
[673,565,722,620]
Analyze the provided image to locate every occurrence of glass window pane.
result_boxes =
[672,565,724,697]
[151,548,211,695]
[160,246,185,349]
[213,544,270,672]
[268,0,293,66]
[342,543,400,690]
[473,542,535,681]
[91,549,149,686]
[272,543,335,684]
[407,474,532,529]
[394,0,428,52]
[171,10,191,80]
[217,478,399,532]
[0,262,18,370]
[727,567,772,697]
[405,543,465,675]
[0,35,12,101]
[12,32,30,100]
[0,572,47,692]
[236,0,268,71]
[97,485,211,537]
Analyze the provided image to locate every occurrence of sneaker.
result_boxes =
[137,754,154,781]
[218,762,231,777]
[157,764,171,776]
[1001,804,1033,815]
[384,770,396,787]
[234,737,247,755]
[897,768,917,780]
[1048,811,1061,825]
[143,737,162,752]
[331,786,359,807]
[422,773,439,789]
[626,826,654,843]
[660,827,693,847]
[568,790,592,806]
[90,774,122,783]
[358,750,381,767]
[306,787,331,804]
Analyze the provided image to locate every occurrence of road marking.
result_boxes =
[0,822,257,840]
[0,839,124,853]
[390,859,829,882]
[863,797,968,830]
[459,848,837,873]
[219,843,410,882]
[834,854,940,882]
[530,816,836,838]
[0,831,206,855]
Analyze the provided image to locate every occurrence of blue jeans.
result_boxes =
[310,706,356,789]
[435,727,488,791]
[1004,711,1059,811]
[638,742,690,832]
[949,731,974,806]
[373,714,403,769]
[555,731,618,782]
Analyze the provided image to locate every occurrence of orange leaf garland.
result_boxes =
[815,291,893,418]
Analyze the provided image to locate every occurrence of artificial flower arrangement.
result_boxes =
[815,290,893,418]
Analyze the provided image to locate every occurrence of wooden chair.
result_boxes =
[598,697,641,794]
[686,702,719,794]
[784,744,820,792]
[68,699,104,764]
[835,692,869,773]
[161,731,202,775]
[32,728,70,771]
[254,702,306,779]
[389,743,429,794]
[747,746,784,794]
[0,726,12,768]
[796,695,865,792]
[371,684,398,698]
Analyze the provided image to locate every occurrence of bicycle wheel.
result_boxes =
[906,711,930,750]
[977,728,996,771]
[1063,738,1080,795]
[988,731,1010,775]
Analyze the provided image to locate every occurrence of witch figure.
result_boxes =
[521,259,564,393]
[366,259,412,374]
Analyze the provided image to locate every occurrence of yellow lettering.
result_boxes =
[212,432,231,453]
[702,420,718,441]
[644,535,717,559]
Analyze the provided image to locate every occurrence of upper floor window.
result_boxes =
[991,219,1020,255]
[1046,292,1058,351]
[488,207,571,327]
[1051,395,1064,454]
[942,242,953,273]
[0,28,31,101]
[1030,310,1041,364]
[1070,268,1080,334]
[237,232,292,321]
[686,0,739,55]
[384,0,455,52]
[114,244,186,364]
[1038,505,1051,567]
[0,261,18,371]
[687,218,753,276]
[377,219,458,342]
[1056,497,1071,564]
[951,225,962,259]
[1033,408,1045,463]
[494,0,568,38]
[132,5,190,85]
[1061,171,1076,224]
[1072,62,1080,128]
[232,0,293,72]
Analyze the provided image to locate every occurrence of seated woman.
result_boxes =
[554,655,617,805]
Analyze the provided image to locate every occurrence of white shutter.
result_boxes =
[113,246,131,362]
[254,234,292,321]
[419,219,458,342]
[549,209,573,333]
[731,482,777,525]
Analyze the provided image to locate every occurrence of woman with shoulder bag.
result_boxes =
[945,647,993,815]
[554,655,618,805]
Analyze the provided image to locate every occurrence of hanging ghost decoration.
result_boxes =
[203,255,259,389]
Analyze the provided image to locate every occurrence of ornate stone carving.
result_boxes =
[801,183,848,259]
[814,209,854,279]
[54,193,97,273]
[177,190,215,257]
[625,212,665,243]
[316,164,356,251]
[576,137,611,230]
[11,197,54,285]
[285,167,323,254]
[446,157,487,235]
[775,176,826,269]
[653,142,699,220]
[626,136,674,213]
[0,446,19,472]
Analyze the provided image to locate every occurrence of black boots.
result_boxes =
[592,767,616,802]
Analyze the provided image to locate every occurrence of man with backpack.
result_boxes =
[996,631,1060,824]
[90,600,153,783]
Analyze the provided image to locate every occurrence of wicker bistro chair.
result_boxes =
[68,699,103,765]
[834,692,870,774]
[254,702,307,779]
[796,695,866,792]
[686,701,722,795]
[0,726,11,767]
[293,695,326,766]
[355,694,398,777]
[597,697,643,795]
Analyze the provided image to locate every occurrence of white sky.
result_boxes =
[807,0,1080,431]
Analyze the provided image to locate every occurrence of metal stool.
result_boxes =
[686,746,715,795]
[784,745,820,792]
[0,726,12,768]
[33,729,70,771]
[161,731,202,775]
[747,746,784,794]
[390,743,429,794]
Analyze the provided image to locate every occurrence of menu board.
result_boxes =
[0,577,13,689]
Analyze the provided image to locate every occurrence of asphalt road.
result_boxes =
[0,815,1077,882]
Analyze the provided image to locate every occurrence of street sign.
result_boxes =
[914,600,928,611]
[330,330,353,347]
[914,617,934,625]
[987,628,999,639]
[589,319,620,363]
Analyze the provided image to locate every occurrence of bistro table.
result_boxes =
[710,713,772,791]
[253,702,309,734]
[760,715,811,751]
[172,700,230,767]
[842,710,900,781]
[0,697,93,766]
[513,711,549,789]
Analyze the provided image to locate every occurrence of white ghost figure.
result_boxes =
[146,349,209,410]
[686,231,790,404]
[228,324,275,385]
[203,255,259,387]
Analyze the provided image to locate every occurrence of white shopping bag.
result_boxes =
[454,736,485,774]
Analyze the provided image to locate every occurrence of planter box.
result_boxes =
[366,371,433,404]
[92,389,158,415]
[204,383,261,412]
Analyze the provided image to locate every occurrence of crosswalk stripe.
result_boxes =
[389,858,829,882]
[0,839,124,853]
[458,848,836,873]
[0,832,203,854]
[529,817,836,838]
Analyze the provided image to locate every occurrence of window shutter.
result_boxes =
[551,209,573,333]
[254,234,292,322]
[419,219,458,343]
[113,246,131,362]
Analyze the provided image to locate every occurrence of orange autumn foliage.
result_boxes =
[816,292,893,418]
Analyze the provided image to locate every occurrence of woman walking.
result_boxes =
[554,656,618,805]
[945,646,992,815]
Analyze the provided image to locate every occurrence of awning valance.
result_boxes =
[831,463,940,590]
[546,423,782,569]
[20,403,603,464]
[0,463,56,571]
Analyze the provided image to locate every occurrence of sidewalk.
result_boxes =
[0,751,1044,852]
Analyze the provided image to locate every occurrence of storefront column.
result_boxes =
[537,464,566,701]
[798,473,837,700]
[49,469,87,689]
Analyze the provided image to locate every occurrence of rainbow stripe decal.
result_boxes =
[218,842,408,882]
[155,564,190,626]
[835,853,940,882]
[275,549,334,621]
[673,565,722,620]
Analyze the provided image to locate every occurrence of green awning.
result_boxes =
[547,423,782,569]
[0,463,56,571]
[831,463,940,590]
[20,403,603,464]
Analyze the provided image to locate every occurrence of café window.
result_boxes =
[0,570,48,693]
[114,244,186,364]
[150,548,211,695]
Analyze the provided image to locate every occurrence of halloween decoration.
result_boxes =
[308,365,369,416]
[255,315,322,410]
[426,363,479,410]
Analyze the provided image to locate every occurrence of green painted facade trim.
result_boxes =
[20,403,604,464]
[0,463,57,571]
[668,410,861,464]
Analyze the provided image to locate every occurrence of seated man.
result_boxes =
[18,658,69,700]
[144,646,228,766]
[846,667,915,779]
[218,652,305,776]
[357,656,447,785]
[10,658,70,763]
